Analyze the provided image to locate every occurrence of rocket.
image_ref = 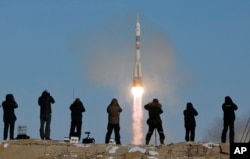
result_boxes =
[133,15,143,87]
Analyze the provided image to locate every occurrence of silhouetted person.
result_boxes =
[2,94,18,140]
[105,98,122,144]
[183,102,198,141]
[145,98,165,145]
[69,98,85,140]
[221,96,238,143]
[38,90,55,140]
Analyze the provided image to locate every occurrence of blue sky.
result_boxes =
[1,0,250,144]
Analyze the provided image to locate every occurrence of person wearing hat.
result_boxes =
[144,98,165,145]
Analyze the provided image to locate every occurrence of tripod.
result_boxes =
[82,131,95,144]
[240,116,250,143]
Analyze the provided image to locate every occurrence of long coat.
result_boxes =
[107,99,122,124]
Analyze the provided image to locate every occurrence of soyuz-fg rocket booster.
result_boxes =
[133,15,143,87]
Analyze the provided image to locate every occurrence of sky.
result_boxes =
[0,0,250,144]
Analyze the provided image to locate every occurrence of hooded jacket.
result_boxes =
[107,98,122,124]
[70,98,85,121]
[183,102,198,128]
[144,99,163,125]
[38,91,55,115]
[222,96,238,121]
[2,94,18,122]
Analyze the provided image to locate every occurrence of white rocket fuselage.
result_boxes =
[133,16,143,87]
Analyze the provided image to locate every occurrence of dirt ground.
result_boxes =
[0,139,229,159]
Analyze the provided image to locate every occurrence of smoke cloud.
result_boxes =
[71,14,185,104]
[203,112,250,143]
[70,14,188,143]
[71,15,133,90]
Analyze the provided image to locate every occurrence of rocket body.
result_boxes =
[133,16,143,87]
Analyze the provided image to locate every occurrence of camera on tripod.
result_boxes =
[85,132,90,135]
[82,131,95,144]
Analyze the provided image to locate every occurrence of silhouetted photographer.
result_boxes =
[221,96,238,143]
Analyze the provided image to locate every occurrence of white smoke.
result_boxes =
[70,14,188,143]
[203,112,250,143]
[71,14,186,101]
[132,92,143,144]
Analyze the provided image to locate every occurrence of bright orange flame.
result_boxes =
[131,86,144,145]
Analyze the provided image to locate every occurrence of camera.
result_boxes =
[82,131,95,144]
[85,132,90,135]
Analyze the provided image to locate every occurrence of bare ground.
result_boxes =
[0,139,229,159]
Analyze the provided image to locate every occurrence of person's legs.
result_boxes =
[9,121,15,139]
[156,124,165,144]
[40,116,45,140]
[76,121,82,140]
[146,124,155,145]
[185,127,190,141]
[69,120,77,138]
[114,124,121,144]
[229,121,235,143]
[221,120,228,143]
[190,127,195,141]
[105,124,113,144]
[45,115,51,139]
[4,121,9,140]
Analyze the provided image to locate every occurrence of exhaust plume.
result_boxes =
[71,14,187,143]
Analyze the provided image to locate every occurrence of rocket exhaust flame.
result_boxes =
[132,87,144,144]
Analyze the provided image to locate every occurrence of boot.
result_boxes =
[146,140,150,145]
[160,139,164,145]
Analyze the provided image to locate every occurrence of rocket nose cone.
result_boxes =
[136,22,140,28]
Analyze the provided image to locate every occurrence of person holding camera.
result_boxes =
[183,102,198,142]
[2,94,18,140]
[69,98,86,140]
[105,98,122,144]
[221,96,238,143]
[38,90,55,140]
[144,98,165,145]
